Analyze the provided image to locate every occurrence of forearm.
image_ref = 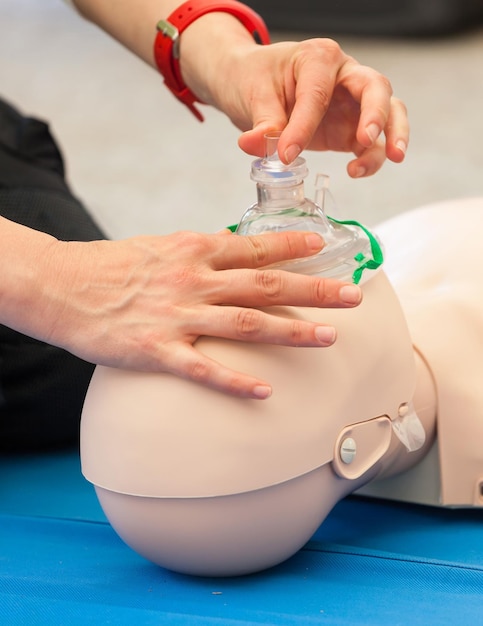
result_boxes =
[0,216,60,341]
[71,0,255,106]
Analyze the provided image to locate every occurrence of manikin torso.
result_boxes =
[364,196,483,507]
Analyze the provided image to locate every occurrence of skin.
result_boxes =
[0,220,360,398]
[72,0,408,173]
[0,1,410,398]
[182,25,408,175]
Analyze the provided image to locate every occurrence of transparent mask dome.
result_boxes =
[236,133,382,284]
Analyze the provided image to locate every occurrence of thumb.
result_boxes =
[237,98,288,157]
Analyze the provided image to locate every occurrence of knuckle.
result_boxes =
[300,37,342,60]
[311,85,332,112]
[318,37,343,61]
[283,231,300,258]
[292,39,344,112]
[235,308,263,339]
[289,320,304,346]
[312,278,329,303]
[255,270,283,299]
[186,357,212,383]
[247,236,270,266]
[173,230,211,256]
[361,66,394,99]
[380,74,394,96]
[391,96,408,116]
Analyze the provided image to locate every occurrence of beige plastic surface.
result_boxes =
[81,271,416,499]
[362,198,483,507]
[357,348,438,502]
[332,416,393,480]
[94,463,360,577]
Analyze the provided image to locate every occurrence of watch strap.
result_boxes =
[154,0,270,121]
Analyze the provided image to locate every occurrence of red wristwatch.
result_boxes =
[154,0,270,121]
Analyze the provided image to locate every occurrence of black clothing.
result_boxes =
[0,98,106,451]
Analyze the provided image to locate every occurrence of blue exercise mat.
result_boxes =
[1,450,483,625]
[0,448,105,522]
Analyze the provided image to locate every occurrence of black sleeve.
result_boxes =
[0,98,107,452]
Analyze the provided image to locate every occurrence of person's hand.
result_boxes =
[181,25,408,176]
[222,39,407,176]
[38,230,362,399]
[70,3,407,176]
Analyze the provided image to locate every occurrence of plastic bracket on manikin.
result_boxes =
[332,416,392,480]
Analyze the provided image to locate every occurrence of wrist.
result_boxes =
[179,13,255,108]
[154,0,270,120]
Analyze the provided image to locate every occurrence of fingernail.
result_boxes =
[284,144,301,163]
[340,285,362,305]
[315,326,336,345]
[353,166,366,178]
[396,139,407,155]
[253,385,272,399]
[366,123,381,144]
[305,232,324,251]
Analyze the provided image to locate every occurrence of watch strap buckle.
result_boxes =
[156,20,181,59]
[153,1,270,123]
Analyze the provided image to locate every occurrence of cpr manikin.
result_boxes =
[80,134,482,577]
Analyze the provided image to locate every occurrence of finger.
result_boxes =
[236,52,290,157]
[213,269,363,309]
[384,97,409,163]
[210,230,325,270]
[238,121,285,158]
[346,138,387,178]
[190,304,338,347]
[277,39,342,163]
[162,343,274,399]
[342,64,393,152]
[237,102,288,158]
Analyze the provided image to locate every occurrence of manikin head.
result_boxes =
[81,143,432,576]
[80,270,427,576]
[81,141,429,576]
